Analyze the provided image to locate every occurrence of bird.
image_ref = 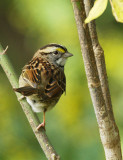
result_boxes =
[14,43,73,130]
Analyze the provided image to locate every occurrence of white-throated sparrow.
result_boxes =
[14,43,73,130]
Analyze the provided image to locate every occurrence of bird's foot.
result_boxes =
[36,122,45,131]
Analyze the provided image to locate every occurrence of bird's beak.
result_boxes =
[64,52,73,58]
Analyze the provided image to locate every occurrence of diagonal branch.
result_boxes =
[0,44,60,160]
[71,0,122,159]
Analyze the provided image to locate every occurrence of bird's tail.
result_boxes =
[13,86,38,96]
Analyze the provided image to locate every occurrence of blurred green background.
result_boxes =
[0,0,123,160]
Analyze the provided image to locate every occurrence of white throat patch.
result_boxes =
[56,57,67,66]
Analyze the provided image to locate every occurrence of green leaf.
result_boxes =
[85,0,108,24]
[109,0,123,23]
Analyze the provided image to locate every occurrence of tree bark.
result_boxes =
[71,0,122,159]
[0,44,60,160]
[84,0,114,120]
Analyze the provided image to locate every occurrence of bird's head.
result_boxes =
[34,43,73,68]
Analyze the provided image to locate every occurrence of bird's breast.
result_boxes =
[26,96,57,113]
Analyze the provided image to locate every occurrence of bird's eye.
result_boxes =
[53,51,58,55]
[32,100,36,103]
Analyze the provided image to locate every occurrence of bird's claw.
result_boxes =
[36,122,45,131]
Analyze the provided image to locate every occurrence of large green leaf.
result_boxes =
[85,0,108,23]
[110,0,123,23]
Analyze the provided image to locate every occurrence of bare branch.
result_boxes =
[84,0,114,120]
[71,0,122,159]
[0,45,8,55]
[0,44,60,160]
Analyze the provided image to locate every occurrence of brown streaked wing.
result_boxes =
[22,57,49,88]
[21,57,66,99]
[44,68,66,98]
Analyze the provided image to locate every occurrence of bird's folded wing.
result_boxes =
[14,57,66,99]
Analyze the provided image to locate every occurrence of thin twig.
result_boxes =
[0,45,8,55]
[71,0,122,159]
[84,0,115,121]
[0,44,60,160]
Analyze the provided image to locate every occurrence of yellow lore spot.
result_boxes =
[57,48,65,53]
